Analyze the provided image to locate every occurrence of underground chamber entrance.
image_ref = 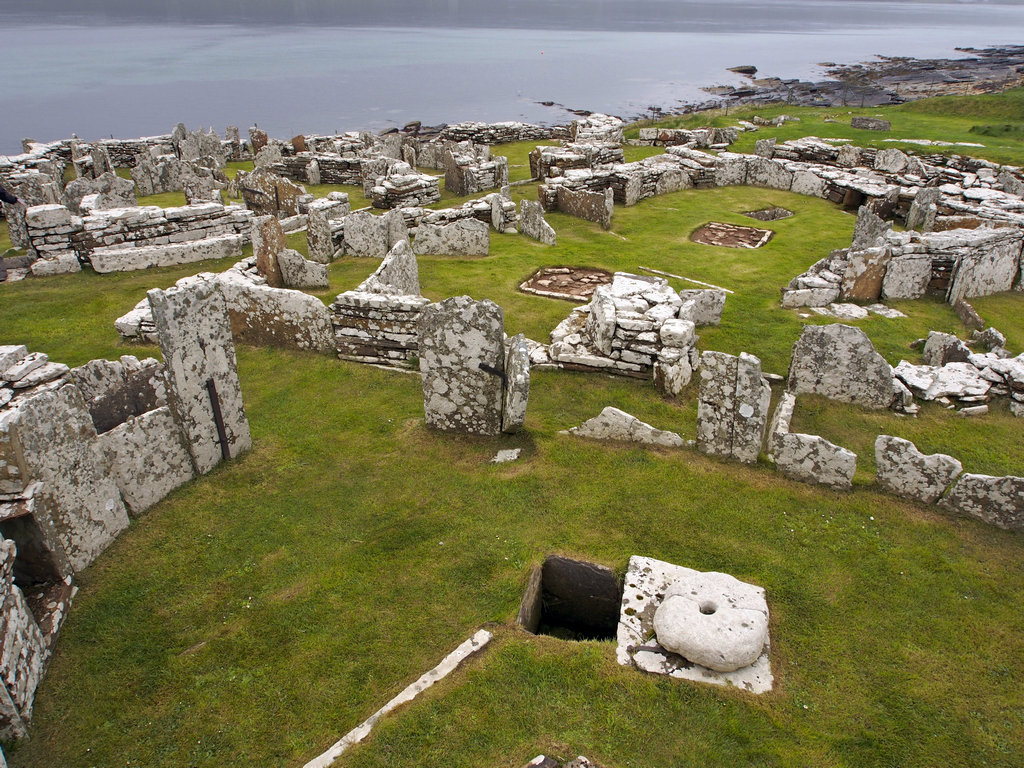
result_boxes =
[517,555,622,641]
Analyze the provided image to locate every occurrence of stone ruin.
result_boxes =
[0,286,251,735]
[696,351,771,465]
[418,296,529,436]
[444,143,509,196]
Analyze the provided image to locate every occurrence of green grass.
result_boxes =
[2,91,1024,768]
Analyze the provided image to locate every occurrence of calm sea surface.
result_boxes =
[1,0,1023,154]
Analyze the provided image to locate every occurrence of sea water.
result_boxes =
[1,0,1023,153]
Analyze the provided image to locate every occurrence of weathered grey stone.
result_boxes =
[71,356,166,434]
[237,167,305,217]
[63,171,137,214]
[653,571,769,672]
[89,235,243,274]
[217,278,335,354]
[148,281,251,474]
[502,334,530,434]
[781,287,841,308]
[413,218,489,257]
[946,231,1023,304]
[254,143,283,169]
[882,255,932,300]
[306,206,334,264]
[841,246,891,301]
[788,324,894,409]
[343,211,389,258]
[418,296,505,436]
[7,383,130,570]
[653,348,694,397]
[766,391,796,461]
[518,199,556,245]
[997,170,1024,197]
[697,351,771,464]
[554,185,613,229]
[874,148,909,174]
[906,187,940,232]
[754,138,776,158]
[851,205,891,250]
[678,289,726,326]
[746,157,793,190]
[96,406,195,516]
[836,144,863,167]
[252,214,286,287]
[922,331,971,366]
[357,239,420,296]
[939,474,1024,531]
[569,406,683,447]
[585,286,617,357]
[774,432,856,489]
[851,116,891,131]
[277,248,329,289]
[874,435,962,504]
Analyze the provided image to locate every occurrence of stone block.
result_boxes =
[746,157,793,190]
[678,289,726,326]
[555,185,613,229]
[874,148,908,174]
[96,406,195,516]
[305,206,334,264]
[874,435,962,504]
[418,296,505,436]
[89,235,242,273]
[218,279,335,354]
[277,248,329,289]
[774,432,856,490]
[922,332,971,366]
[841,246,891,301]
[851,116,891,131]
[502,334,530,434]
[851,205,891,250]
[697,351,771,464]
[787,324,894,409]
[148,281,251,474]
[343,211,389,258]
[939,474,1024,531]
[413,218,489,257]
[881,255,931,300]
[518,199,556,245]
[252,214,286,287]
[569,406,683,447]
[357,239,420,296]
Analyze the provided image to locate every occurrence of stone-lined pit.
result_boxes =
[743,206,793,222]
[690,222,774,248]
[516,555,622,641]
[518,266,613,301]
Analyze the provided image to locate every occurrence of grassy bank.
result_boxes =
[2,90,1023,768]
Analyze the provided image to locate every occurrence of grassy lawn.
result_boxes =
[2,92,1024,768]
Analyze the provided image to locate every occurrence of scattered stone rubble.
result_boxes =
[617,556,772,693]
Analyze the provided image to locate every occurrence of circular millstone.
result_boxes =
[652,571,769,672]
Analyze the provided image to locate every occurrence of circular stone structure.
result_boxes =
[652,571,769,672]
[690,222,774,248]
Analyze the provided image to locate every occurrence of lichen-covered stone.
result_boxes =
[418,296,505,436]
[774,432,856,490]
[357,239,420,296]
[874,435,962,504]
[502,334,530,434]
[277,248,329,289]
[569,406,683,447]
[413,218,489,257]
[939,474,1024,531]
[787,324,893,409]
[342,210,390,258]
[305,206,335,264]
[148,281,251,474]
[678,289,726,326]
[697,351,770,464]
[252,214,286,287]
[518,199,556,246]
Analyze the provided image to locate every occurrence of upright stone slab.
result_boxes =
[939,474,1024,531]
[787,324,893,410]
[277,249,329,289]
[696,351,771,464]
[851,206,891,250]
[358,240,420,295]
[502,334,530,434]
[906,187,940,232]
[519,199,556,245]
[413,219,489,257]
[306,206,334,264]
[418,296,505,436]
[874,435,962,504]
[148,282,251,474]
[841,246,891,301]
[252,215,286,288]
[343,211,389,258]
[7,383,130,571]
[554,186,613,229]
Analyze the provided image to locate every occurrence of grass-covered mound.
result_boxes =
[2,92,1023,768]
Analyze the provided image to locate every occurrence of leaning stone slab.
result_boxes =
[874,435,962,504]
[518,199,556,245]
[89,235,243,273]
[568,406,683,448]
[774,432,856,490]
[96,406,195,516]
[418,296,505,436]
[148,281,251,474]
[252,214,286,287]
[616,556,772,694]
[939,474,1024,531]
[787,324,893,410]
[277,248,329,289]
[502,334,530,434]
[217,278,335,354]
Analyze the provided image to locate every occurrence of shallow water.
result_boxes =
[1,0,1023,153]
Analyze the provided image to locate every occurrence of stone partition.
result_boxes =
[787,324,895,410]
[148,282,252,474]
[696,351,771,465]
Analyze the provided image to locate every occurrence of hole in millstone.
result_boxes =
[516,555,622,641]
[699,601,718,615]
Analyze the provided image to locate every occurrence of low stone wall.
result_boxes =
[439,121,563,145]
[444,149,508,197]
[529,142,624,180]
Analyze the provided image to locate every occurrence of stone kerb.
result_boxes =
[418,296,507,436]
[787,324,894,410]
[148,281,252,475]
